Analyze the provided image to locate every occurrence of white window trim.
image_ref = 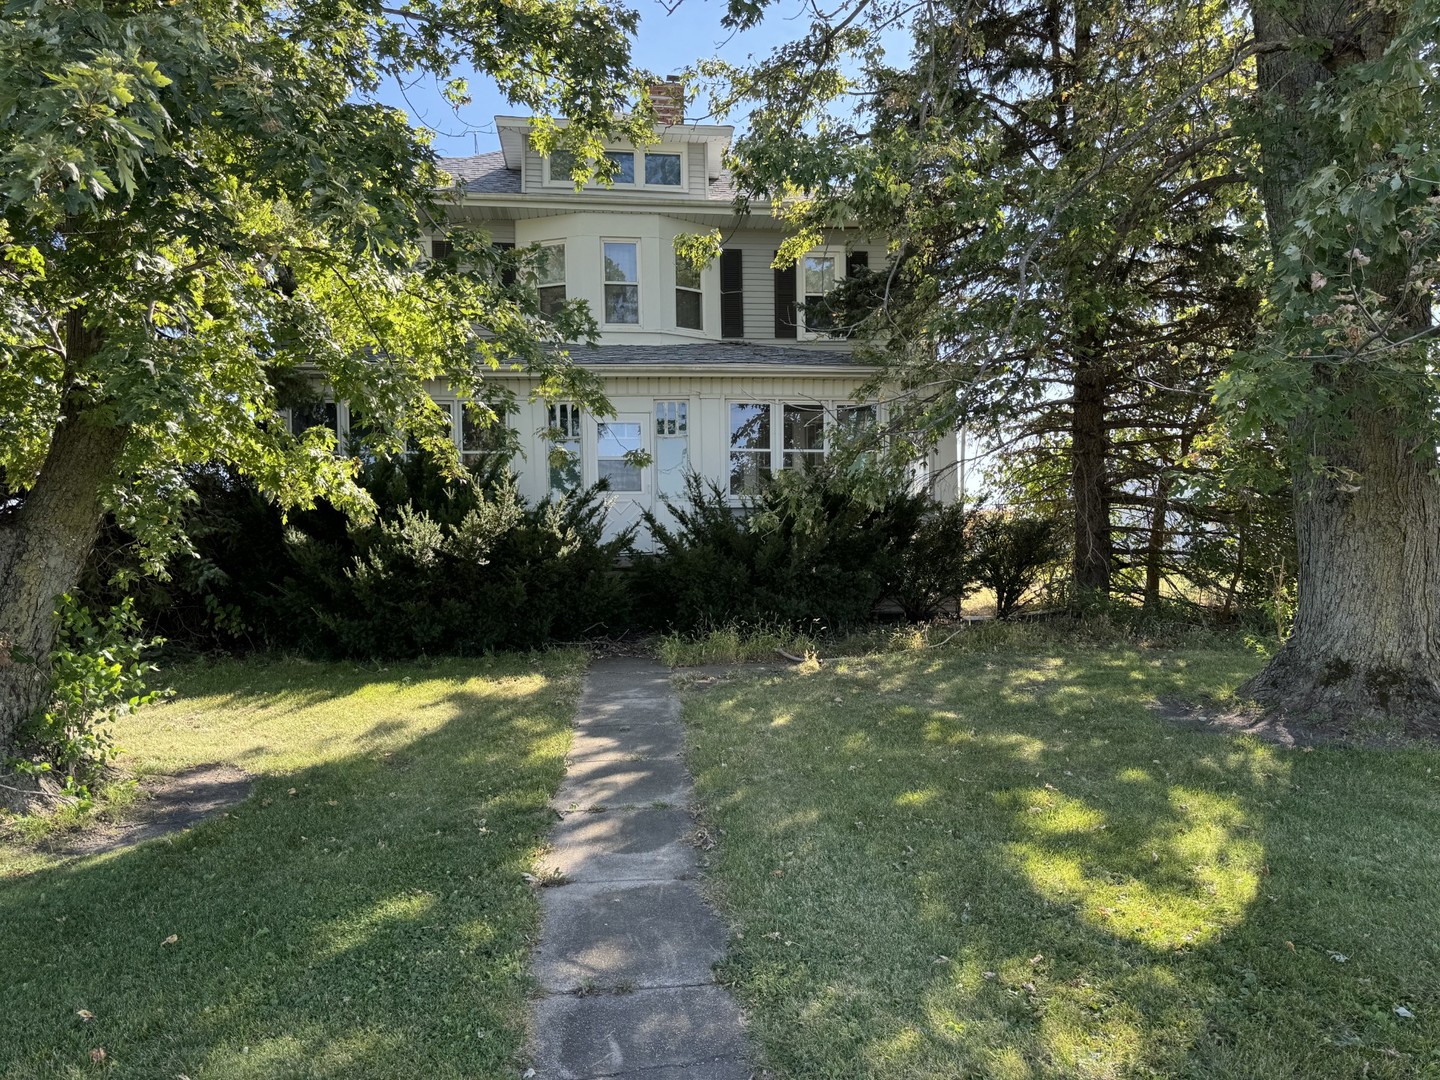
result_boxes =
[601,237,642,326]
[543,145,687,190]
[796,248,846,341]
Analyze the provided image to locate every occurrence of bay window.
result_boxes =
[675,253,702,330]
[604,241,640,324]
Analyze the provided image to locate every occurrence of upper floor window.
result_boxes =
[537,242,566,318]
[603,150,635,183]
[645,152,683,186]
[545,147,685,188]
[675,253,702,330]
[604,241,640,324]
[801,252,839,335]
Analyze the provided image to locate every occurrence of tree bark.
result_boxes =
[1070,348,1112,596]
[0,317,127,757]
[1242,0,1440,731]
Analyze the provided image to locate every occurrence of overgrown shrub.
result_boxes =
[83,456,632,658]
[971,512,1064,619]
[8,596,168,799]
[635,469,957,634]
[890,502,977,620]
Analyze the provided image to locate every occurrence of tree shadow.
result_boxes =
[687,648,1440,1078]
[0,662,576,1080]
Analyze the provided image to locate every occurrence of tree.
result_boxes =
[716,0,1440,724]
[1223,0,1440,723]
[714,0,1265,605]
[0,0,655,758]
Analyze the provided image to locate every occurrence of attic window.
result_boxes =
[430,237,453,259]
[645,153,682,186]
[603,151,635,183]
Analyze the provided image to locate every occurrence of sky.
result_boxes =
[369,0,906,159]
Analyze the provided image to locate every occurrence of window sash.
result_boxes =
[655,401,689,497]
[597,422,643,492]
[548,402,582,493]
[604,241,640,324]
[645,152,683,185]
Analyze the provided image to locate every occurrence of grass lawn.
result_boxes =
[0,652,584,1080]
[681,644,1440,1079]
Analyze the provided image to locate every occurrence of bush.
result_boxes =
[635,469,955,634]
[299,470,632,656]
[8,596,168,799]
[971,512,1064,619]
[82,455,633,659]
[890,501,977,621]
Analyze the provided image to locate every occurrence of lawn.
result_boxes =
[0,652,584,1080]
[681,643,1440,1079]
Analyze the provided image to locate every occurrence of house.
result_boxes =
[296,79,960,542]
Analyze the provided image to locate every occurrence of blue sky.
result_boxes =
[370,0,904,158]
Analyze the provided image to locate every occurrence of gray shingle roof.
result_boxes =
[439,151,520,194]
[566,342,867,367]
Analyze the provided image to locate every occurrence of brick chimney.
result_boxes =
[648,76,686,126]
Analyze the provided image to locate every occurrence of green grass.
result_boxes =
[0,652,584,1079]
[681,645,1440,1078]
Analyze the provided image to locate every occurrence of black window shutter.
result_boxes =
[493,241,516,286]
[430,237,453,259]
[720,249,745,338]
[773,255,797,339]
[846,249,869,277]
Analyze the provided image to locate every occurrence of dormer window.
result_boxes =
[645,153,683,186]
[603,151,635,183]
[544,147,686,188]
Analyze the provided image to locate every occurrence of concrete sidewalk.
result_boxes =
[528,658,755,1080]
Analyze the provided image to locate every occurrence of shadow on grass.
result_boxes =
[688,648,1440,1079]
[0,662,575,1080]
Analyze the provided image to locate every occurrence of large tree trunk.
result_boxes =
[1070,350,1111,595]
[0,318,126,757]
[1242,0,1440,730]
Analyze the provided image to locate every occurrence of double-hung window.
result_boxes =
[801,252,839,334]
[604,241,640,324]
[462,403,512,467]
[597,421,644,492]
[782,404,825,472]
[728,403,772,497]
[655,401,689,497]
[548,402,582,494]
[537,242,566,318]
[675,253,702,330]
[288,401,337,439]
[404,400,455,458]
